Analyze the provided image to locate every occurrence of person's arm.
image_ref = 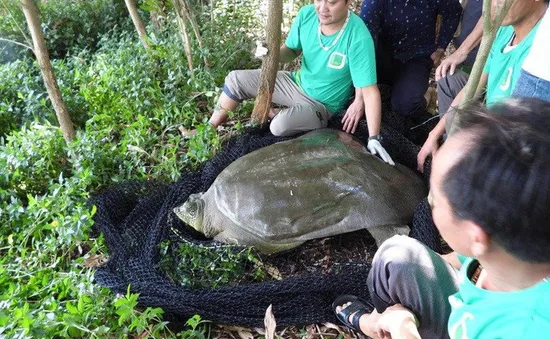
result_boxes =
[362,85,381,138]
[341,85,394,165]
[416,112,447,172]
[436,17,483,80]
[279,44,301,64]
[363,85,395,165]
[282,6,303,61]
[417,72,488,172]
[341,88,365,134]
[376,304,421,339]
[341,85,378,135]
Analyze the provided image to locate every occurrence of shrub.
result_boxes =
[0,59,50,136]
[0,0,134,62]
[0,0,276,336]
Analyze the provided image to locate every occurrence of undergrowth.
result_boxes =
[0,0,279,337]
[159,241,268,289]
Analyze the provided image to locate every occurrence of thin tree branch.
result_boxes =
[0,37,33,50]
[449,0,515,135]
[1,0,33,46]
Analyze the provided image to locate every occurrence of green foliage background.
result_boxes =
[0,0,310,336]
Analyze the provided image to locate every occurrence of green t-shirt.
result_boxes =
[483,24,540,105]
[285,5,377,113]
[448,256,550,339]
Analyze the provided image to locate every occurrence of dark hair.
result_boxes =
[443,97,550,263]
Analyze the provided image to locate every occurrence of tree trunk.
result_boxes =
[124,0,150,49]
[173,0,210,68]
[176,13,194,73]
[20,0,75,143]
[448,0,515,135]
[252,0,283,123]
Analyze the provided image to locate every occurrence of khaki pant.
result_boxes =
[223,70,332,137]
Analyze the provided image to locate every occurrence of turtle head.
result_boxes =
[173,193,205,234]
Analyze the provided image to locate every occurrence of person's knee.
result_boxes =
[436,74,453,94]
[270,119,295,137]
[368,235,423,309]
[436,72,467,98]
[437,72,468,116]
[224,70,239,92]
[391,94,425,116]
[374,235,425,271]
[225,70,238,84]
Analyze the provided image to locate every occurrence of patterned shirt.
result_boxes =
[360,0,462,62]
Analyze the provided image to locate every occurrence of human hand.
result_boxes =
[430,48,445,68]
[375,304,419,339]
[417,133,440,172]
[435,50,467,81]
[254,41,268,59]
[368,139,395,166]
[341,99,364,134]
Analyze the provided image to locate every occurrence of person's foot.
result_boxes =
[334,301,354,320]
[333,295,379,338]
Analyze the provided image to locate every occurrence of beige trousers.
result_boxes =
[223,69,332,136]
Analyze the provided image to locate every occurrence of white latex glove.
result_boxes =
[254,41,268,59]
[368,139,395,166]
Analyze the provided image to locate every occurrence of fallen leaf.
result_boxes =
[84,254,108,268]
[127,144,149,154]
[306,324,316,337]
[254,262,283,280]
[322,322,343,333]
[237,329,253,339]
[264,304,276,339]
[178,126,197,138]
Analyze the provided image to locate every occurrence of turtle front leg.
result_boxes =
[368,225,410,248]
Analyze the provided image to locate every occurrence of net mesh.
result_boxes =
[91,89,440,328]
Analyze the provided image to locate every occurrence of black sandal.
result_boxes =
[332,294,374,334]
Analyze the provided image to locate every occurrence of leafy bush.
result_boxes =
[0,123,177,337]
[0,123,70,200]
[0,59,49,136]
[0,0,133,62]
[160,241,266,289]
[0,0,277,336]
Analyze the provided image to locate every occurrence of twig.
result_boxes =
[0,37,32,50]
[1,0,33,47]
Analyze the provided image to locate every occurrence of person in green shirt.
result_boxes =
[333,97,550,339]
[194,0,394,165]
[417,0,548,172]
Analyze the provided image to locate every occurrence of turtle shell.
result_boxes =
[174,129,427,253]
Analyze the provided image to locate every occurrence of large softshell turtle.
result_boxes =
[174,129,427,253]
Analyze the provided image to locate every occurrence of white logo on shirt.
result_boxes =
[328,52,346,69]
[500,67,514,91]
[449,312,474,339]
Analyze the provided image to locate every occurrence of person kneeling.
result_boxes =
[186,0,393,165]
[334,97,550,338]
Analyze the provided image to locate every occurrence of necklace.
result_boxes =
[318,11,350,51]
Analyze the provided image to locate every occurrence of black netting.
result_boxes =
[91,94,441,328]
